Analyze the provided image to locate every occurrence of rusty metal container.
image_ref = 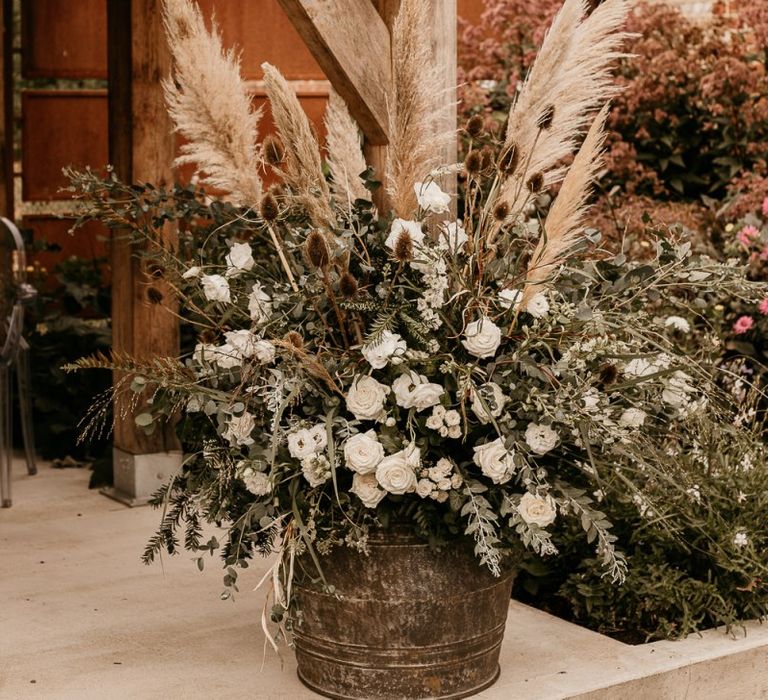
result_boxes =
[293,528,516,699]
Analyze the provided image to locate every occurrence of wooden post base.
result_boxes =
[100,447,182,507]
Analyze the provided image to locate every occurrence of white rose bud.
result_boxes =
[201,274,231,303]
[346,375,390,421]
[362,330,407,369]
[225,241,255,276]
[344,430,385,475]
[350,472,386,509]
[524,423,559,455]
[473,438,515,484]
[462,317,502,359]
[414,181,451,214]
[415,478,433,498]
[518,492,557,527]
[376,449,418,494]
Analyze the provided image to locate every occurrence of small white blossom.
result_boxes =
[201,274,230,303]
[414,181,451,214]
[525,293,550,318]
[225,242,255,276]
[664,316,691,333]
[733,531,749,548]
[248,283,272,324]
[524,423,559,455]
[362,330,407,369]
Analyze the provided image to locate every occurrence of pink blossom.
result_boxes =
[760,245,768,261]
[762,197,768,217]
[760,298,768,315]
[737,225,760,247]
[733,315,755,335]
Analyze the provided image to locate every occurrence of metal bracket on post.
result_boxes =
[101,448,183,507]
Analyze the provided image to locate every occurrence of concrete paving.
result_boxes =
[1,459,766,700]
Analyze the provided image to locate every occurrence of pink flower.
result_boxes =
[737,225,760,247]
[733,315,755,335]
[760,298,768,315]
[762,197,768,217]
[760,245,768,261]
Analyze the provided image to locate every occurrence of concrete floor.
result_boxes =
[2,460,767,700]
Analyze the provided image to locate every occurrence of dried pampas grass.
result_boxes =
[495,0,632,220]
[324,90,369,208]
[519,103,610,310]
[386,0,453,217]
[162,0,263,206]
[261,63,334,229]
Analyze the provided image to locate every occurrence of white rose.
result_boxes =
[518,492,557,527]
[471,382,507,424]
[350,472,386,509]
[376,449,418,494]
[344,430,385,475]
[473,438,515,484]
[302,454,331,488]
[362,330,407,369]
[346,375,390,421]
[253,339,276,364]
[223,412,256,446]
[498,288,522,310]
[431,458,453,479]
[287,428,319,460]
[392,371,444,411]
[201,274,230,303]
[240,467,271,496]
[414,181,451,214]
[462,317,502,359]
[524,423,559,455]
[384,219,425,252]
[248,282,272,324]
[182,266,201,279]
[437,221,468,252]
[308,424,328,452]
[619,408,646,428]
[225,242,255,276]
[525,293,549,318]
[415,478,433,498]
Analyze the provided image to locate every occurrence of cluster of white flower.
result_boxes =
[223,412,256,447]
[288,424,332,488]
[238,461,272,496]
[415,457,463,502]
[425,405,461,438]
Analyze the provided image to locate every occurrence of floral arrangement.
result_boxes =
[67,0,766,643]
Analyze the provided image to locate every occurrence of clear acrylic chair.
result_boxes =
[1,217,37,507]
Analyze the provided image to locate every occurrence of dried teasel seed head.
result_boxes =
[465,114,485,138]
[263,135,285,166]
[537,105,555,131]
[306,230,330,268]
[479,146,493,172]
[394,231,413,263]
[464,150,483,175]
[498,143,519,175]
[260,192,279,222]
[284,331,304,350]
[200,329,217,345]
[339,271,359,298]
[526,172,544,193]
[493,201,510,222]
[599,363,619,386]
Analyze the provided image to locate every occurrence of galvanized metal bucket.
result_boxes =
[293,528,515,699]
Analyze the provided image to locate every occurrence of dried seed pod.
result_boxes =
[263,135,285,166]
[260,192,279,222]
[306,230,330,269]
[599,363,619,386]
[394,231,413,263]
[464,150,482,175]
[498,143,519,175]
[284,331,304,349]
[526,172,544,193]
[537,105,555,130]
[493,201,510,222]
[479,146,493,172]
[465,114,485,138]
[339,271,359,298]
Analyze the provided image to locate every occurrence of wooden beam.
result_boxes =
[0,0,13,220]
[108,0,179,456]
[276,0,391,146]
